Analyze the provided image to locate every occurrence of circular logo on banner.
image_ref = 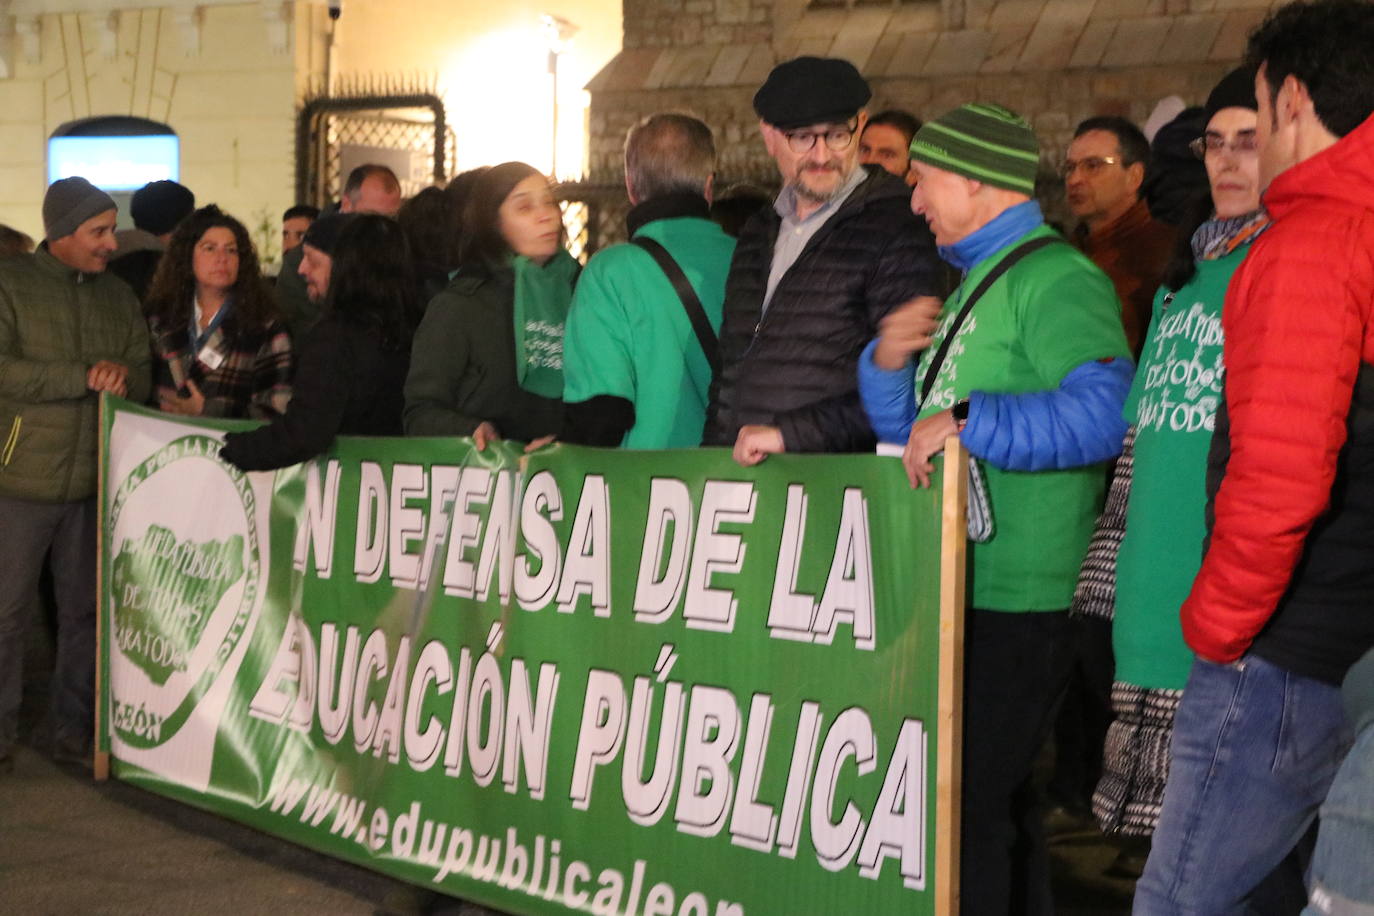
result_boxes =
[107,434,260,749]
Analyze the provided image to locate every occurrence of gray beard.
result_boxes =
[792,165,849,205]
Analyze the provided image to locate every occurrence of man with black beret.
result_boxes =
[704,56,942,460]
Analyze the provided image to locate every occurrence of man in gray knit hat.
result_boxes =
[0,176,150,772]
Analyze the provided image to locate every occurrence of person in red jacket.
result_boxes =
[1134,3,1374,914]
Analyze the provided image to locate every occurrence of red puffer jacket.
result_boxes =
[1181,112,1374,682]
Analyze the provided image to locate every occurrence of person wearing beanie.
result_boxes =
[0,176,151,771]
[704,55,942,460]
[220,214,415,471]
[109,179,196,303]
[1069,63,1267,883]
[277,164,401,340]
[858,102,1132,914]
[1137,2,1374,911]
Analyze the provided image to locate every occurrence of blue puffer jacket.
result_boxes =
[860,343,1130,470]
[858,201,1131,471]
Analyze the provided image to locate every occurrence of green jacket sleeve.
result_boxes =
[0,288,88,403]
[403,291,480,436]
[119,293,153,405]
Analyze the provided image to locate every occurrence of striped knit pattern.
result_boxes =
[1093,682,1183,837]
[909,103,1040,195]
[1071,425,1135,621]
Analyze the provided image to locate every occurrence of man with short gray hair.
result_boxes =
[561,113,736,447]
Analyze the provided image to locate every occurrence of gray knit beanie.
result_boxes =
[43,176,117,241]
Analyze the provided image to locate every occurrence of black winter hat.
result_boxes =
[1205,66,1259,122]
[753,56,871,130]
[302,213,355,256]
[131,180,195,235]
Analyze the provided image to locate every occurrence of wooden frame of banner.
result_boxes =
[935,437,969,916]
[94,394,111,781]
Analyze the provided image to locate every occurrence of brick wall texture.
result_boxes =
[583,0,1296,236]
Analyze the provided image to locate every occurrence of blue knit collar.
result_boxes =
[939,200,1045,272]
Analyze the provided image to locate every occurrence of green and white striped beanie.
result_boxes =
[908,103,1040,195]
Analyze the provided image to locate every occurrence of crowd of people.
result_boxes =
[2,0,1373,913]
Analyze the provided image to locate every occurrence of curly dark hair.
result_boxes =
[323,214,419,352]
[1247,0,1374,138]
[145,205,280,332]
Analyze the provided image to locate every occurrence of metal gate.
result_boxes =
[296,90,456,207]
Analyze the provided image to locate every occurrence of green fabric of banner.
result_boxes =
[99,397,950,916]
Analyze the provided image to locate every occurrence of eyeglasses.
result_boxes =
[1189,132,1259,160]
[783,121,858,155]
[1059,156,1122,180]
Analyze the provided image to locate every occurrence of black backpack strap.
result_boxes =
[918,235,1063,407]
[632,236,720,377]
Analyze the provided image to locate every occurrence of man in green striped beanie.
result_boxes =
[858,101,1132,914]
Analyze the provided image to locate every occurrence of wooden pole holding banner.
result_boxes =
[93,394,110,781]
[935,437,969,916]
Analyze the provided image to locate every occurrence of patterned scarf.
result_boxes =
[1190,208,1270,261]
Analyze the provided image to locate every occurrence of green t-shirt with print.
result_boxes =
[915,225,1131,611]
[1114,251,1238,690]
[563,216,735,449]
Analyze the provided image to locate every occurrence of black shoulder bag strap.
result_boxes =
[632,236,721,377]
[918,234,1063,407]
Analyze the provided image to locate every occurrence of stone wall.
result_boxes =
[585,0,1288,237]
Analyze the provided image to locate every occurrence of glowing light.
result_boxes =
[439,20,591,180]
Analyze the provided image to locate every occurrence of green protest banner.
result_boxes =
[97,396,966,915]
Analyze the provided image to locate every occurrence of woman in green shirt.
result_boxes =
[1072,66,1269,864]
[404,162,577,445]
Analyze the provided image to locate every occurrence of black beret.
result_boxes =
[1205,65,1259,122]
[753,56,872,130]
[302,213,355,257]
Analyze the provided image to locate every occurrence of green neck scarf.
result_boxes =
[511,249,578,399]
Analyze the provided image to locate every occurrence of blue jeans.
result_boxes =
[1134,654,1352,916]
[1303,722,1374,914]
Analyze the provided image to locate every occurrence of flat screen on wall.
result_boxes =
[47,135,180,191]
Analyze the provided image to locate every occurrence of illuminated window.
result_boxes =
[48,117,179,192]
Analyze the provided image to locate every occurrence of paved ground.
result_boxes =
[0,743,1134,915]
[5,607,1135,914]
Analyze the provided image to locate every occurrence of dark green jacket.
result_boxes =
[403,266,564,441]
[274,244,320,339]
[0,247,151,502]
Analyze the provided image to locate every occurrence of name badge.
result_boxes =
[197,345,224,371]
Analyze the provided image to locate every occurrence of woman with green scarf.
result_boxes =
[404,162,578,445]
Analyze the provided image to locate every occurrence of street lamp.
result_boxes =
[540,13,579,179]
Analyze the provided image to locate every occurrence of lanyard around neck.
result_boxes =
[191,296,231,353]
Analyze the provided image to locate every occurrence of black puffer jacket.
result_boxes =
[704,166,941,452]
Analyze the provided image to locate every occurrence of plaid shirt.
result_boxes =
[150,307,293,419]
